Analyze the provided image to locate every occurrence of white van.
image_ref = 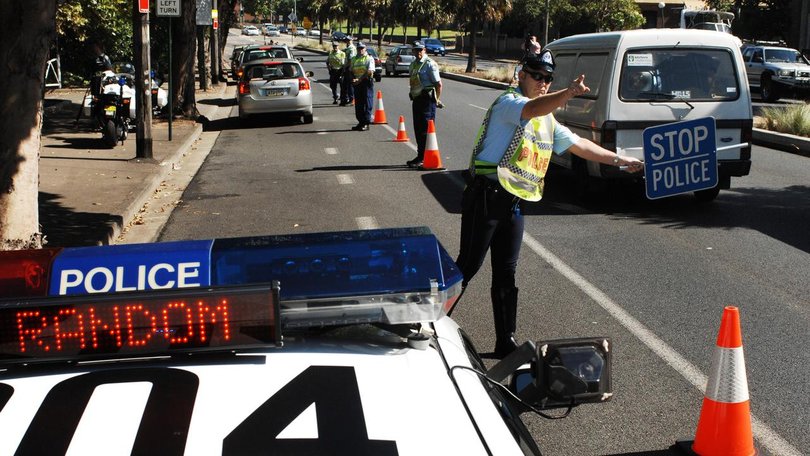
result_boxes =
[544,29,752,201]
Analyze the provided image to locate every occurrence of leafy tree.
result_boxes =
[171,0,199,118]
[56,0,133,85]
[580,0,643,32]
[453,0,513,72]
[0,1,56,249]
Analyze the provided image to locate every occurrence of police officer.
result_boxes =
[90,42,112,97]
[340,37,356,106]
[455,51,644,358]
[327,42,346,104]
[406,41,443,169]
[350,42,375,131]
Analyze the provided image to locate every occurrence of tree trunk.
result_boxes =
[218,0,239,81]
[466,20,478,73]
[0,1,54,250]
[171,0,199,118]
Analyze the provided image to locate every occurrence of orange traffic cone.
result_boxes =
[373,90,387,124]
[679,306,756,456]
[421,120,445,170]
[394,116,409,142]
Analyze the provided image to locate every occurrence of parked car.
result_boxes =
[278,25,289,34]
[238,58,314,124]
[365,47,383,82]
[384,45,417,76]
[308,28,321,37]
[264,25,281,37]
[741,42,810,102]
[242,25,260,36]
[293,28,306,36]
[421,38,446,56]
[331,31,348,41]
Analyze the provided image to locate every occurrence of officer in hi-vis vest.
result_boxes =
[455,50,644,358]
[327,42,346,104]
[406,41,443,169]
[349,42,375,131]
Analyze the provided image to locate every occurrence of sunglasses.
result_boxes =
[524,71,554,83]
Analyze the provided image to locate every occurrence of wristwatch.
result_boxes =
[613,155,620,166]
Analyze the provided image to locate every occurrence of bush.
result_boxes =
[760,104,810,138]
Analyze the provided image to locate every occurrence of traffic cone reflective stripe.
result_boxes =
[394,116,409,142]
[690,306,755,456]
[422,120,445,170]
[373,90,387,124]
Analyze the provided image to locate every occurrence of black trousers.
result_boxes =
[455,176,524,290]
[412,95,436,161]
[340,70,354,103]
[328,69,342,100]
[354,79,374,125]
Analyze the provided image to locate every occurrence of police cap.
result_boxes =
[523,49,555,73]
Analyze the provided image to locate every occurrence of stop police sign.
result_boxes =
[642,117,718,199]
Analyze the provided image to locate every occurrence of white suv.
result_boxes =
[741,43,810,102]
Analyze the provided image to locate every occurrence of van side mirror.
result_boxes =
[489,337,612,411]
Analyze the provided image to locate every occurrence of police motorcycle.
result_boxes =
[82,63,168,148]
[90,70,133,148]
[0,227,613,454]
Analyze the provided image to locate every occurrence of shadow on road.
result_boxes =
[39,191,121,247]
[419,166,810,255]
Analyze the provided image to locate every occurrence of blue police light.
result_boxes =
[210,227,463,327]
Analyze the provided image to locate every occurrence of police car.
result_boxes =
[0,227,611,455]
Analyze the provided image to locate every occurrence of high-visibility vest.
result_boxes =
[328,50,345,70]
[409,58,436,99]
[469,88,555,202]
[351,54,372,79]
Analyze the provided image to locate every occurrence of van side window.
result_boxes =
[572,53,609,98]
[549,53,577,94]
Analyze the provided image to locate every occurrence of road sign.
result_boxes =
[288,12,297,23]
[302,17,312,29]
[642,117,718,199]
[156,0,181,17]
[139,0,149,13]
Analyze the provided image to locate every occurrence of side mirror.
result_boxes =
[494,338,612,410]
[297,57,304,62]
[306,71,314,77]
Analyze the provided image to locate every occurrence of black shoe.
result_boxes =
[406,159,423,168]
[339,101,347,106]
[358,124,369,131]
[333,99,338,104]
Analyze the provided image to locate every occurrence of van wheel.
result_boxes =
[760,75,780,102]
[694,186,720,203]
[303,113,313,124]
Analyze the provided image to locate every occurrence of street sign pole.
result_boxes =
[134,0,153,161]
[157,0,182,140]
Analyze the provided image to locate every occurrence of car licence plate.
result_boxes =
[104,106,116,117]
[260,88,287,97]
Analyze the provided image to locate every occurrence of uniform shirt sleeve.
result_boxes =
[551,118,581,155]
[474,94,530,163]
[426,60,441,84]
[367,57,375,73]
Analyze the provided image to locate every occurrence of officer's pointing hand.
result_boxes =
[569,74,590,97]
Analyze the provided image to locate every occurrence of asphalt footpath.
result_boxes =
[40,82,232,247]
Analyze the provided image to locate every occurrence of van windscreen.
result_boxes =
[619,49,739,102]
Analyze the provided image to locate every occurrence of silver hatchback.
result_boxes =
[384,45,416,76]
[237,59,314,123]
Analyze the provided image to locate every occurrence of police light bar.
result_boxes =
[0,285,281,366]
[0,227,463,330]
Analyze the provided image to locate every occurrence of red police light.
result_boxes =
[0,249,60,298]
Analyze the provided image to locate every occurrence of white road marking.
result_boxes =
[469,104,488,111]
[521,233,802,456]
[324,147,338,155]
[337,174,354,184]
[382,124,417,151]
[356,216,378,230]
